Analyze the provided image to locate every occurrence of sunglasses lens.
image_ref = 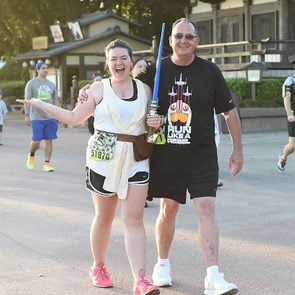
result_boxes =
[174,33,183,39]
[173,33,196,40]
[185,34,195,40]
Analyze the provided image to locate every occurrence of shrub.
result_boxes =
[226,79,251,100]
[0,80,26,104]
[78,80,92,88]
[0,58,29,108]
[226,78,285,108]
[0,58,30,81]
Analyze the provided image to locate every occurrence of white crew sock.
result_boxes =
[158,258,170,266]
[207,265,219,279]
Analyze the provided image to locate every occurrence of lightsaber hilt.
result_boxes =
[146,101,158,143]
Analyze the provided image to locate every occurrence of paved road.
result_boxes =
[0,114,294,295]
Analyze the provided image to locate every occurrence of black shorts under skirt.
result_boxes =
[86,167,149,196]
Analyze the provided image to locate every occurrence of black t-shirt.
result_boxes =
[283,76,295,111]
[138,55,235,145]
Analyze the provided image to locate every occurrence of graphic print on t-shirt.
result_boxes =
[167,73,192,145]
[37,85,53,101]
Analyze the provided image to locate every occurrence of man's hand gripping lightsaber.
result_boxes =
[146,23,165,143]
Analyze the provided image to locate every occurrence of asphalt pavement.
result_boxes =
[0,113,294,295]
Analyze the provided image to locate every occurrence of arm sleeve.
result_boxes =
[282,77,295,98]
[213,65,235,114]
[3,102,8,114]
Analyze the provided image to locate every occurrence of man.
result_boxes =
[24,60,59,172]
[277,62,295,172]
[138,18,243,295]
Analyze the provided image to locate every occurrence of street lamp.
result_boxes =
[247,69,261,101]
[22,59,36,78]
[45,59,52,66]
[243,62,267,101]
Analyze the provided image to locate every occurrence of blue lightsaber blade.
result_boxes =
[146,23,165,143]
[152,23,165,104]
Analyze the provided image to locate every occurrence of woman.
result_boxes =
[132,58,148,78]
[17,39,160,295]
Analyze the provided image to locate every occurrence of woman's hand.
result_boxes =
[16,98,40,107]
[146,114,161,130]
[77,84,91,104]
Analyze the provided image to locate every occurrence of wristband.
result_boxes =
[25,113,29,116]
[287,111,293,116]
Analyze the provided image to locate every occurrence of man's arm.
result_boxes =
[17,96,95,126]
[52,85,61,107]
[222,107,243,176]
[24,83,32,124]
[24,96,32,125]
[24,95,31,113]
[54,95,61,107]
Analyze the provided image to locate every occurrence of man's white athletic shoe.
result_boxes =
[204,273,238,295]
[152,262,172,287]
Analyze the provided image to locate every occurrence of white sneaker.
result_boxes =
[204,273,238,295]
[152,261,172,287]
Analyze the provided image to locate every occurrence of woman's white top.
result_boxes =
[86,78,149,199]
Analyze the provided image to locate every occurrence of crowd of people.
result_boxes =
[14,16,295,295]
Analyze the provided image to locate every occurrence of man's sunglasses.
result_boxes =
[173,33,197,40]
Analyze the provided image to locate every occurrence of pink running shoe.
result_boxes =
[89,263,113,288]
[134,270,160,295]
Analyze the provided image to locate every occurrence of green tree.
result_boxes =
[0,0,191,58]
[0,0,102,56]
[101,0,190,42]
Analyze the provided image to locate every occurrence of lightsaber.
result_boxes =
[147,22,165,143]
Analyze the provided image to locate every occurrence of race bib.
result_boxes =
[89,132,117,161]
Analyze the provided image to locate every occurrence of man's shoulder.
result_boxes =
[27,77,45,86]
[195,56,219,69]
[162,55,171,64]
[26,78,35,86]
[45,78,56,87]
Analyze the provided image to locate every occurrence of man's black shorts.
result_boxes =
[148,144,218,204]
